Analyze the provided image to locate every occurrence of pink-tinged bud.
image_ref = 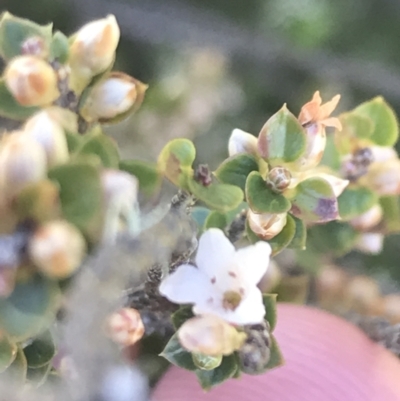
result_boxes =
[177,315,246,356]
[80,72,148,123]
[350,204,383,231]
[362,158,400,196]
[69,15,120,88]
[228,129,258,157]
[4,56,59,106]
[0,133,47,199]
[107,307,145,347]
[248,210,287,240]
[355,232,384,255]
[24,110,69,166]
[28,220,86,279]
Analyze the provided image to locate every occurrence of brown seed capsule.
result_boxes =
[107,307,145,347]
[4,56,59,106]
[266,167,292,193]
[28,220,86,279]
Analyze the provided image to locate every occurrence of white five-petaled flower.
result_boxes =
[159,228,271,325]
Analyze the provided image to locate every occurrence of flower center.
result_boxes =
[222,291,242,311]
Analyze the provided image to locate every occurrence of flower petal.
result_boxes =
[195,229,235,278]
[319,94,341,120]
[228,129,258,157]
[235,242,271,285]
[159,264,213,304]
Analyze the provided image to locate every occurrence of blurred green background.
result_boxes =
[2,0,400,283]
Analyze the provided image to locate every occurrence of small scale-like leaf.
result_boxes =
[380,196,400,233]
[195,353,238,390]
[275,274,310,304]
[338,186,377,221]
[0,12,53,60]
[49,31,69,63]
[262,294,278,332]
[257,105,307,165]
[119,159,161,197]
[287,215,307,250]
[204,211,228,230]
[188,179,243,213]
[76,131,120,168]
[0,334,17,373]
[214,154,259,191]
[160,333,197,371]
[171,306,194,330]
[23,330,55,368]
[0,275,60,341]
[246,171,291,214]
[268,214,296,255]
[0,79,38,120]
[353,97,399,146]
[192,353,222,371]
[290,177,339,223]
[264,335,284,370]
[191,207,211,231]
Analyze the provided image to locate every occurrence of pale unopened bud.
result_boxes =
[345,275,382,315]
[178,315,246,356]
[0,133,47,198]
[24,110,69,166]
[28,220,86,279]
[355,232,384,255]
[80,73,147,123]
[370,146,397,163]
[102,169,139,209]
[69,15,120,88]
[248,210,287,240]
[363,159,400,196]
[228,129,258,157]
[4,56,59,106]
[107,307,145,347]
[266,167,292,193]
[350,204,383,231]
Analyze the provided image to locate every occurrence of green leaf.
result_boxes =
[48,161,102,233]
[268,214,296,255]
[288,215,307,250]
[65,132,84,153]
[0,275,60,341]
[188,179,243,213]
[214,154,259,191]
[191,207,211,231]
[26,362,52,387]
[264,335,284,370]
[158,139,196,186]
[119,160,161,197]
[0,334,17,373]
[321,133,342,169]
[171,306,194,330]
[192,353,222,371]
[245,172,291,214]
[274,274,310,304]
[340,112,374,139]
[380,196,400,233]
[353,97,399,146]
[76,131,120,168]
[338,186,377,221]
[262,294,278,332]
[2,347,27,384]
[23,330,55,368]
[0,79,39,120]
[160,333,197,371]
[195,353,238,390]
[289,177,339,223]
[257,105,307,165]
[49,31,69,63]
[0,12,52,60]
[204,211,228,230]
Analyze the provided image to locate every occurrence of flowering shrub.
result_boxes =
[0,12,399,396]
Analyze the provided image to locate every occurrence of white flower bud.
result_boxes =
[80,73,148,123]
[355,233,384,255]
[28,220,86,279]
[248,210,287,240]
[363,158,400,196]
[107,307,145,347]
[69,15,120,89]
[24,110,69,167]
[370,146,397,163]
[4,56,59,106]
[0,133,47,199]
[178,315,246,356]
[228,129,258,157]
[350,204,383,231]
